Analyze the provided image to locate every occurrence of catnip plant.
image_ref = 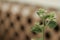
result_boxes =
[31,8,57,34]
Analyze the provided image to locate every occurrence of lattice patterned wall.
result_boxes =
[0,1,42,40]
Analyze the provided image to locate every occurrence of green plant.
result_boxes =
[31,8,57,40]
[31,22,44,34]
[37,8,57,28]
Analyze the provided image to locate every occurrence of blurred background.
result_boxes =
[0,0,60,40]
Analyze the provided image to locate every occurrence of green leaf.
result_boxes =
[44,15,50,19]
[49,12,55,19]
[31,22,43,33]
[39,9,45,13]
[32,26,42,33]
[37,8,45,16]
[48,21,57,28]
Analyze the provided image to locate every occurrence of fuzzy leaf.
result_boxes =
[37,9,45,16]
[48,21,57,28]
[31,23,43,34]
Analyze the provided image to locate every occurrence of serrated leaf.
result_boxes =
[37,9,45,16]
[44,15,50,19]
[39,9,45,13]
[48,21,57,28]
[32,26,42,33]
[31,23,43,33]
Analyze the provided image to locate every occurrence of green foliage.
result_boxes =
[44,14,54,20]
[37,8,45,15]
[48,21,57,28]
[37,8,56,28]
[31,22,43,34]
[31,8,57,40]
[37,8,45,18]
[31,26,42,34]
